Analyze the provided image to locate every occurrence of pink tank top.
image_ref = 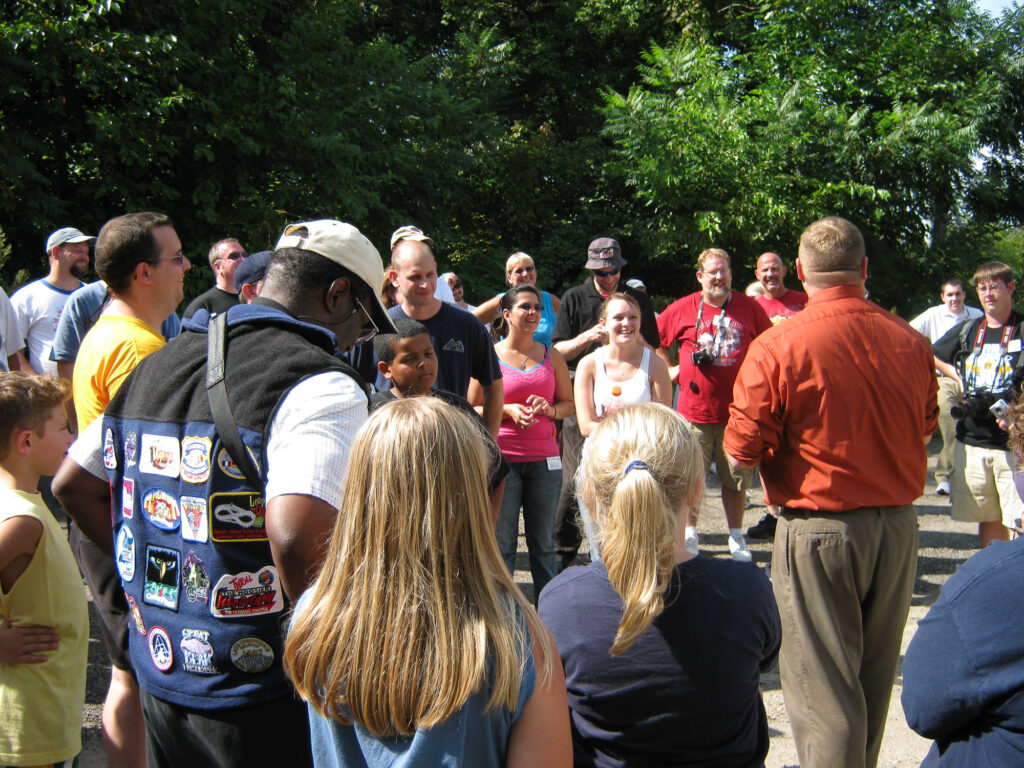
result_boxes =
[497,348,559,462]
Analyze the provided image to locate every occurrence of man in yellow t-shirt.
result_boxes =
[69,211,191,768]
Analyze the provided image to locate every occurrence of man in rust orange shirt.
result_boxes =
[724,217,938,768]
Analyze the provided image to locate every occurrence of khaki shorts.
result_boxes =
[951,441,1024,527]
[691,421,755,492]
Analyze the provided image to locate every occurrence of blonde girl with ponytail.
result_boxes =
[538,402,780,766]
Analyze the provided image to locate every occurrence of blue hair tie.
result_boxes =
[624,460,650,476]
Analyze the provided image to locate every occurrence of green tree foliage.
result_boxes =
[0,0,492,291]
[1,0,1019,311]
[601,0,1013,312]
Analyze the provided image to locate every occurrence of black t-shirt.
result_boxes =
[369,388,509,492]
[933,315,1023,448]
[539,557,780,767]
[551,279,660,370]
[183,286,239,319]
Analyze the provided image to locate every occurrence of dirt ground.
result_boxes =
[75,434,972,766]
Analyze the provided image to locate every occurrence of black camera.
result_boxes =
[950,391,1008,421]
[691,348,715,367]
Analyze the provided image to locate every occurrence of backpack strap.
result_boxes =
[206,313,263,489]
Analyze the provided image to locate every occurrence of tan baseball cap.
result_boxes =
[275,220,397,334]
[390,225,433,250]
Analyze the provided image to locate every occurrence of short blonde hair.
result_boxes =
[576,403,704,654]
[505,252,535,282]
[284,398,550,736]
[0,373,70,459]
[798,217,864,281]
[696,248,730,271]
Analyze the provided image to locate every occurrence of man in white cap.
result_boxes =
[12,226,94,375]
[55,219,394,767]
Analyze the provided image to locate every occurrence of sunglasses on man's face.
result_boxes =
[592,267,620,278]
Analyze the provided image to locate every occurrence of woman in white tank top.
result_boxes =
[574,293,673,438]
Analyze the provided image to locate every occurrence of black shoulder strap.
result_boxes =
[206,313,263,489]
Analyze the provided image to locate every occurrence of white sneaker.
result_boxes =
[936,481,951,496]
[685,529,699,555]
[729,534,753,563]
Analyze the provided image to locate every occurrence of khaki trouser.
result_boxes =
[935,375,962,483]
[773,506,918,768]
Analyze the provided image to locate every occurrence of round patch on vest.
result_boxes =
[142,489,180,531]
[115,524,136,582]
[230,637,274,674]
[148,626,174,672]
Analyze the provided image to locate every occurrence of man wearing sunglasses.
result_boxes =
[551,237,660,569]
[55,219,394,767]
[183,237,248,319]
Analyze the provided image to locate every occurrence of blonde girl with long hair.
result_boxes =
[538,403,780,766]
[285,398,570,767]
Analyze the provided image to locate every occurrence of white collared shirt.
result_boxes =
[910,304,983,343]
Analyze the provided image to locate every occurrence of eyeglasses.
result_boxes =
[515,303,544,312]
[592,267,620,278]
[160,254,187,265]
[352,299,379,346]
[511,266,536,276]
[217,251,247,264]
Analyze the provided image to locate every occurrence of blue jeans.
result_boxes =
[497,459,561,595]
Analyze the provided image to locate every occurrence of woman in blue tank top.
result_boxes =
[474,253,560,346]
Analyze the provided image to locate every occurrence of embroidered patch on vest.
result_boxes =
[216,447,259,480]
[148,626,174,672]
[115,524,136,582]
[124,431,138,467]
[143,545,180,611]
[180,629,218,675]
[230,637,274,674]
[142,489,180,531]
[180,496,208,543]
[140,434,180,478]
[209,492,267,542]
[103,428,117,469]
[183,551,210,604]
[122,478,135,519]
[181,437,212,484]
[210,567,284,618]
[125,593,146,635]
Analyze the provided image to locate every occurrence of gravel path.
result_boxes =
[76,434,974,766]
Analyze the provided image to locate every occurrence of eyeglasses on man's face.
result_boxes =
[592,267,620,278]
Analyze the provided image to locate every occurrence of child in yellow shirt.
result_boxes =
[0,372,87,767]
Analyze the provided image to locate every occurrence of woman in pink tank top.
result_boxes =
[470,286,573,596]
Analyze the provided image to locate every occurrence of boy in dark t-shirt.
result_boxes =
[372,320,508,514]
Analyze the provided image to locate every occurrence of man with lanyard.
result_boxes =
[910,279,983,496]
[551,237,660,569]
[933,262,1024,548]
[656,248,771,561]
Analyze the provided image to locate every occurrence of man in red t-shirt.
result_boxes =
[747,251,809,540]
[656,248,771,561]
[754,251,808,324]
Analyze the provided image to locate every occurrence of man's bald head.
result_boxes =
[391,238,435,271]
[390,239,439,310]
[797,217,865,288]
